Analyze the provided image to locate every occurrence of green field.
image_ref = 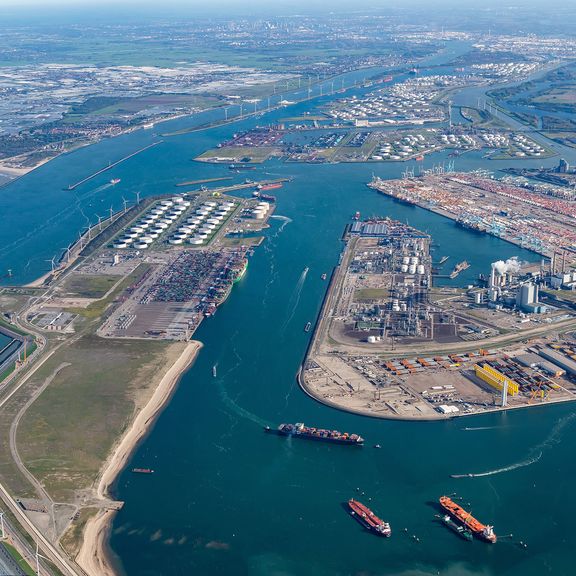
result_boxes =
[60,274,121,299]
[18,335,183,501]
[66,264,150,319]
[354,288,390,300]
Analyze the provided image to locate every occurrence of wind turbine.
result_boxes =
[134,191,141,205]
[61,246,72,263]
[96,214,103,231]
[122,197,128,213]
[46,258,57,273]
[109,205,114,220]
[224,107,229,121]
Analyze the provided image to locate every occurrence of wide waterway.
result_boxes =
[1,46,576,576]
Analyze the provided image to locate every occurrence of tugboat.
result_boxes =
[347,499,391,537]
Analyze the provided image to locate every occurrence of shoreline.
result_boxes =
[75,339,203,576]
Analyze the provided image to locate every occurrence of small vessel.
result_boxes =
[229,164,256,171]
[373,444,381,449]
[212,365,217,378]
[353,211,360,221]
[440,514,473,541]
[382,75,393,82]
[438,256,449,265]
[321,273,327,280]
[415,155,425,162]
[347,499,391,537]
[265,422,364,445]
[132,468,154,474]
[450,260,471,279]
[439,496,496,543]
[110,178,121,185]
[304,321,312,332]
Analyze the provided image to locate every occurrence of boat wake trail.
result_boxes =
[452,413,576,479]
[214,338,268,428]
[462,426,503,431]
[451,452,543,478]
[269,214,292,235]
[280,267,308,333]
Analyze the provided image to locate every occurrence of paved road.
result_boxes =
[0,542,25,576]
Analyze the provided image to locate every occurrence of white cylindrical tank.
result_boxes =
[408,265,416,274]
[189,238,204,245]
[207,218,221,224]
[169,237,183,245]
[114,242,128,249]
[402,256,410,265]
[139,236,154,244]
[410,256,419,264]
[178,226,193,234]
[401,264,408,273]
[417,265,425,275]
[130,226,144,233]
[133,242,149,249]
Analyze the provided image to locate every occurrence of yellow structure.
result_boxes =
[475,363,519,396]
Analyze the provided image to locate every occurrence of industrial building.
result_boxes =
[537,348,576,377]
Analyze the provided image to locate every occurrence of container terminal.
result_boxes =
[21,184,278,344]
[300,217,576,420]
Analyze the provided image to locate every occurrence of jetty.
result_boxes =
[66,140,163,190]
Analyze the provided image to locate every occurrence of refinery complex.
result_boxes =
[301,211,576,420]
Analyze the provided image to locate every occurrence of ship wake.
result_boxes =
[452,413,576,478]
[280,267,308,333]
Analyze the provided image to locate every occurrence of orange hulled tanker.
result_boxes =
[439,496,497,543]
[347,499,391,537]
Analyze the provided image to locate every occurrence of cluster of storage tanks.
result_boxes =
[400,255,425,275]
[170,200,236,246]
[113,197,191,249]
[251,201,270,220]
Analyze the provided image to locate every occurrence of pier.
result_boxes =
[175,177,232,187]
[66,140,163,190]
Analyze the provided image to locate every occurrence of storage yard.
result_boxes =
[24,189,274,342]
[369,172,576,258]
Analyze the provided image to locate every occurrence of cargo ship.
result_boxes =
[439,496,496,543]
[232,258,248,283]
[258,182,283,191]
[132,468,154,474]
[439,514,473,541]
[450,260,470,279]
[265,422,364,445]
[347,499,391,537]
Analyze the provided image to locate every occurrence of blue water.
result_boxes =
[1,48,575,576]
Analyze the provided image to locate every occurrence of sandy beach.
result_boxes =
[76,339,202,576]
